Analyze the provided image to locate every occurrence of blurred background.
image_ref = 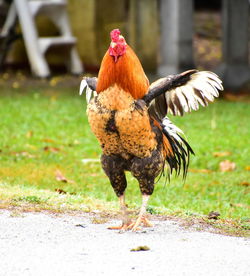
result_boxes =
[0,1,249,227]
[0,0,249,92]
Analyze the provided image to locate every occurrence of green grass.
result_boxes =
[0,87,249,227]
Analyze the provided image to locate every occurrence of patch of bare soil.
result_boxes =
[0,209,249,276]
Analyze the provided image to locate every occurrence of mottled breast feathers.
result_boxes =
[87,85,157,159]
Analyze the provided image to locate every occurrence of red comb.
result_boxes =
[110,29,121,42]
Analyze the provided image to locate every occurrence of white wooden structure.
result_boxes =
[1,0,83,77]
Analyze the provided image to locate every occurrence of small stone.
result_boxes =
[208,211,220,220]
[130,245,150,252]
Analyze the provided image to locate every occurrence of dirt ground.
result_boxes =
[0,210,249,276]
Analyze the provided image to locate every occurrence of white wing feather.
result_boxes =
[79,79,87,95]
[79,79,96,103]
[166,71,223,116]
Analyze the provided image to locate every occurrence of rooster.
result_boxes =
[80,29,223,231]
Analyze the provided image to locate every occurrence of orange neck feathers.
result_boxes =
[96,45,149,100]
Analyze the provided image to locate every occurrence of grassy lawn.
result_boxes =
[0,86,249,234]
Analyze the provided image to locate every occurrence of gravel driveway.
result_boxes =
[0,210,249,276]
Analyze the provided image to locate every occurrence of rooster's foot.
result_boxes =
[127,216,153,231]
[107,221,133,231]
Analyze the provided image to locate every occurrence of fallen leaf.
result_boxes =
[213,151,231,157]
[42,138,56,143]
[55,188,67,194]
[230,203,250,209]
[26,144,37,150]
[240,181,250,187]
[49,76,62,87]
[50,95,58,102]
[73,139,80,145]
[55,170,75,184]
[21,151,35,158]
[44,146,60,152]
[55,170,68,182]
[68,140,81,147]
[3,72,9,80]
[208,211,220,220]
[12,151,35,158]
[16,71,26,81]
[219,160,236,172]
[224,93,250,103]
[244,188,250,195]
[49,78,58,87]
[26,131,33,138]
[245,166,250,171]
[131,246,150,252]
[12,81,20,89]
[189,168,212,174]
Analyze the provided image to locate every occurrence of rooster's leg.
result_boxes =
[119,194,132,226]
[128,194,153,231]
[129,151,163,231]
[101,154,131,230]
[108,194,132,230]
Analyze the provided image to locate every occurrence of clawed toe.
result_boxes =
[130,216,153,231]
[108,195,153,232]
[141,216,153,227]
[108,216,153,232]
[107,221,133,231]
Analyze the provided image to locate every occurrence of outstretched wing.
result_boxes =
[79,77,97,103]
[145,70,223,120]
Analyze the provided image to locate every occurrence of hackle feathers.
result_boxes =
[96,45,149,99]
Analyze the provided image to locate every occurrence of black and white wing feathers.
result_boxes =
[79,77,97,103]
[145,70,223,120]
